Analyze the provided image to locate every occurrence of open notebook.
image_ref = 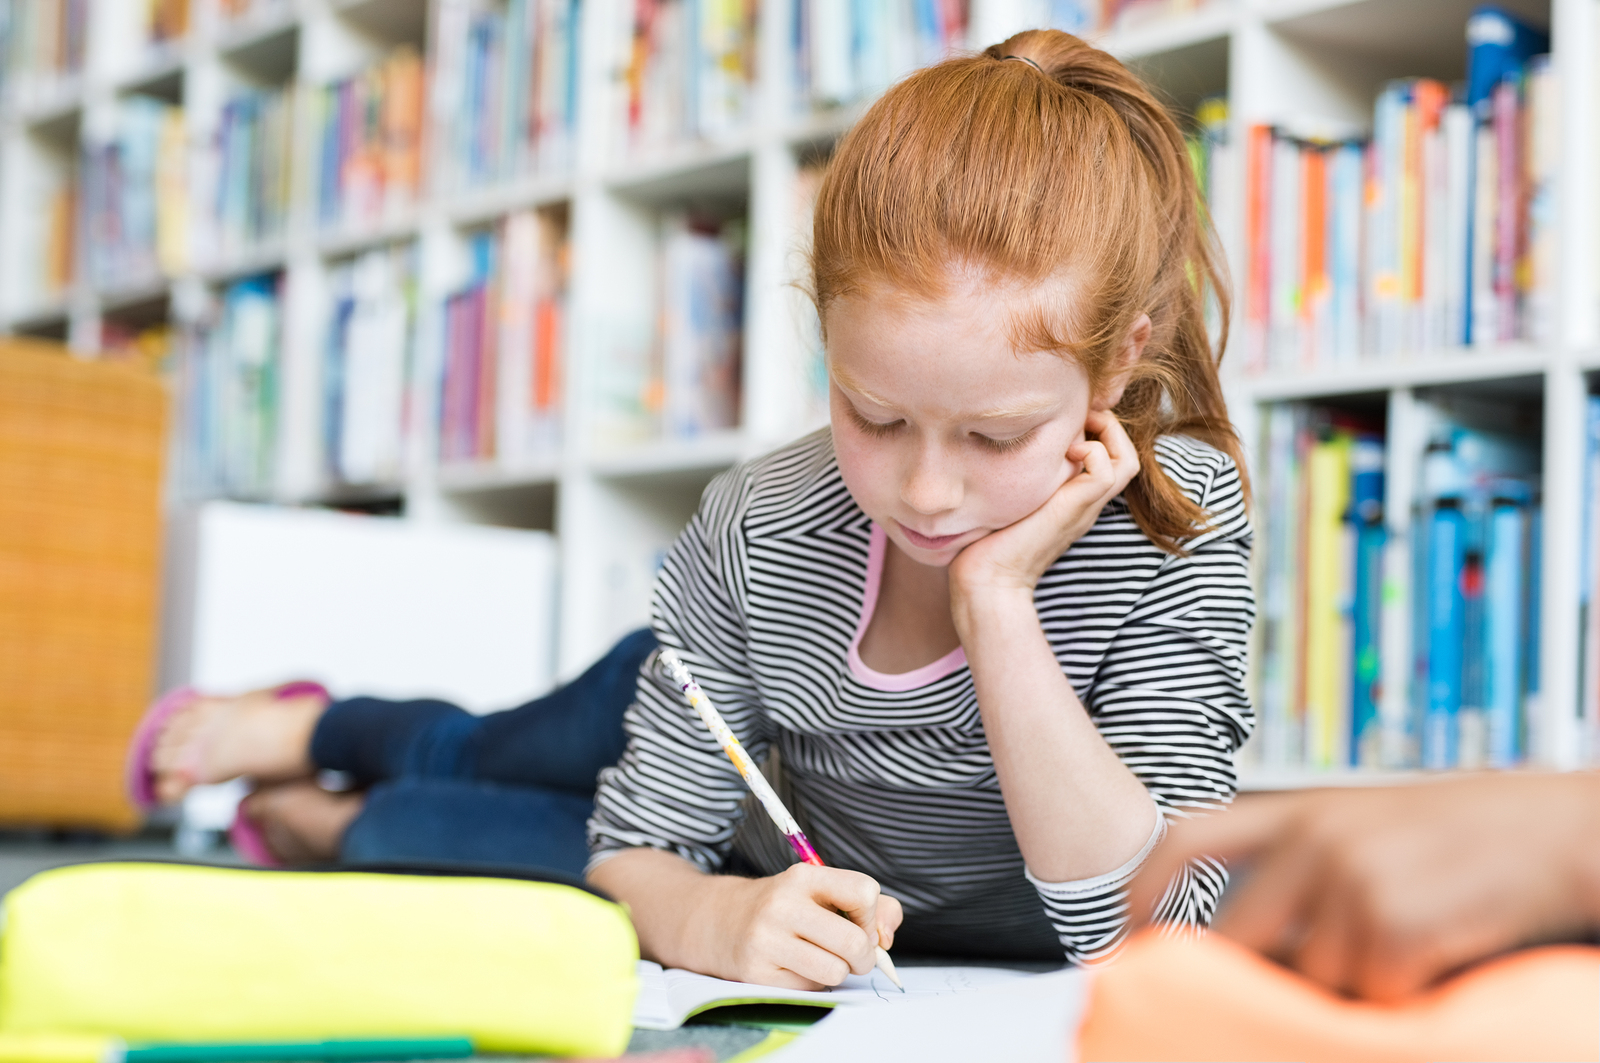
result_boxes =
[631,960,1039,1031]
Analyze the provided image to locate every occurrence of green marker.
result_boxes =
[118,1038,475,1063]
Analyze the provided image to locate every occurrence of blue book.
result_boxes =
[1425,500,1468,769]
[1485,496,1526,766]
[1465,6,1548,114]
[1349,435,1385,765]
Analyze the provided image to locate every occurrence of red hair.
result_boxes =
[810,29,1244,554]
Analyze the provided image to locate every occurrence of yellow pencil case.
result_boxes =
[0,861,639,1058]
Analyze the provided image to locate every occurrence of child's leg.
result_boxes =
[310,628,655,793]
[339,778,596,877]
[463,628,657,794]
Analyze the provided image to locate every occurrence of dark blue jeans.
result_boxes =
[309,629,656,877]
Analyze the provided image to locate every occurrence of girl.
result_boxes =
[586,29,1253,985]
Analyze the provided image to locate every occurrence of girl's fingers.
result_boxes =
[771,939,851,990]
[792,902,878,976]
[876,894,903,950]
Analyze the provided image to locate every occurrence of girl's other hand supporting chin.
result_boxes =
[949,409,1141,608]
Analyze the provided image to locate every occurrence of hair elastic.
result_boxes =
[1002,54,1044,72]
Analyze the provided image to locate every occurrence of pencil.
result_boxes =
[657,648,905,992]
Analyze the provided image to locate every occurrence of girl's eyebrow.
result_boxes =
[832,364,1056,421]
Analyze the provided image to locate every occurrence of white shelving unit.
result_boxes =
[3,0,1595,786]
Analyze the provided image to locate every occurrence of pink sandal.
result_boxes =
[125,680,330,867]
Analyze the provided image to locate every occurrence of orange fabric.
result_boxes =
[1079,929,1600,1062]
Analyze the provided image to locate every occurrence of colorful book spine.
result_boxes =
[209,85,293,259]
[325,244,417,486]
[794,0,966,108]
[1423,498,1467,769]
[657,213,744,437]
[317,47,425,232]
[1241,45,1554,374]
[439,208,568,465]
[81,95,186,288]
[433,0,577,190]
[181,274,283,499]
[1302,430,1351,769]
[1349,436,1386,766]
[1485,496,1527,766]
[623,0,758,151]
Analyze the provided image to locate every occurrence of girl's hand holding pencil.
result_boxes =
[657,650,905,992]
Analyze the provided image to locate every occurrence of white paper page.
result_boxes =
[631,960,1036,1030]
[772,968,1088,1063]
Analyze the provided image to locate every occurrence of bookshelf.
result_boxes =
[1,0,1594,789]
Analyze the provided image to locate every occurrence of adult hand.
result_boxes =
[948,409,1139,602]
[1128,773,1600,1002]
[697,863,904,990]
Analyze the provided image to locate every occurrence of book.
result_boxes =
[203,85,294,262]
[180,274,283,499]
[1239,32,1554,373]
[630,960,1034,1032]
[658,213,743,437]
[621,0,758,154]
[82,94,187,288]
[325,244,417,486]
[430,0,577,190]
[439,207,568,466]
[316,48,425,232]
[793,0,966,109]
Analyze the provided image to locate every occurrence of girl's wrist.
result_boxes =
[950,581,1038,642]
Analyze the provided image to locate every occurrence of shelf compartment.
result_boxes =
[1264,0,1549,87]
[1097,2,1236,62]
[604,145,754,206]
[317,214,421,259]
[439,459,563,493]
[588,429,749,481]
[1234,344,1552,402]
[446,174,574,229]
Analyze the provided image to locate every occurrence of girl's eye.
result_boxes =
[973,429,1037,453]
[849,406,903,437]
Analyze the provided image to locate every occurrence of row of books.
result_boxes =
[1254,397,1542,772]
[81,94,187,289]
[979,0,1209,37]
[439,208,568,465]
[316,47,426,233]
[620,0,758,154]
[0,0,87,89]
[325,245,417,487]
[180,274,283,499]
[1243,8,1553,372]
[431,0,578,191]
[203,85,294,260]
[792,0,968,108]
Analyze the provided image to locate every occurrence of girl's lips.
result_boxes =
[898,523,968,551]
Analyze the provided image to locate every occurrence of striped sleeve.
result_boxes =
[587,466,772,873]
[1028,439,1256,961]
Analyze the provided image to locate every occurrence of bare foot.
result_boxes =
[149,687,329,805]
[239,781,365,865]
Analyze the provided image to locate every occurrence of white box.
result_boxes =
[164,503,558,714]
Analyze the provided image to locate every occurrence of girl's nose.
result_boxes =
[900,449,963,516]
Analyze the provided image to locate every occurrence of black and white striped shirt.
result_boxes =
[589,428,1254,964]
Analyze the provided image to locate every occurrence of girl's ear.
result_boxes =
[1090,314,1152,411]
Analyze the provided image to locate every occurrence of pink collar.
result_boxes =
[845,523,969,692]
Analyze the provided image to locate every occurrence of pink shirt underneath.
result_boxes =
[845,522,970,692]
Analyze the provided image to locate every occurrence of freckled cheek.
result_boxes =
[971,452,1078,526]
[832,430,901,520]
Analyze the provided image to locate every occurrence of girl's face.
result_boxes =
[828,281,1127,568]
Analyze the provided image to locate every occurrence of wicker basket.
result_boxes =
[0,339,166,831]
